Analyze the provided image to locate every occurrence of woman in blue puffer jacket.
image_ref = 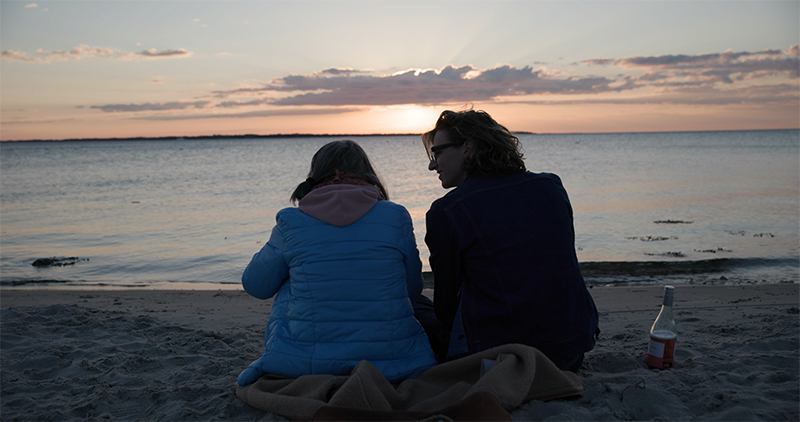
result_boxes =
[237,140,437,386]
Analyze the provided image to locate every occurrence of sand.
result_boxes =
[1,283,798,421]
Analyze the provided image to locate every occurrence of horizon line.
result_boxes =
[1,127,797,143]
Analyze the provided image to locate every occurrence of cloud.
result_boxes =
[216,98,271,108]
[0,50,41,63]
[1,45,192,63]
[24,3,37,8]
[584,46,800,83]
[117,48,192,60]
[90,101,210,113]
[318,68,369,76]
[209,64,619,106]
[1,46,116,63]
[136,48,191,58]
[135,107,360,121]
[2,116,77,125]
[512,83,799,107]
[82,45,797,119]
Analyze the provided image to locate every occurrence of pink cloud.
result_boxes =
[91,101,210,113]
[1,45,192,63]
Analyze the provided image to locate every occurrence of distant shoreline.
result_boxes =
[1,128,796,143]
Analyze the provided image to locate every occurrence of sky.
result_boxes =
[1,0,798,141]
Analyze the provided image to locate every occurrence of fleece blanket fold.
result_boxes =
[235,343,584,421]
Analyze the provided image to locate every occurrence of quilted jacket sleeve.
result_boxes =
[242,224,289,300]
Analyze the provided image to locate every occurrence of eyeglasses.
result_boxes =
[430,142,464,162]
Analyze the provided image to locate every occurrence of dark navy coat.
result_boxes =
[425,171,599,368]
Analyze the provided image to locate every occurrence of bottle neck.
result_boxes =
[662,286,674,307]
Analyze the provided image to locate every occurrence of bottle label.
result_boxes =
[647,335,676,369]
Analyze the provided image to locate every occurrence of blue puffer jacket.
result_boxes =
[237,185,437,386]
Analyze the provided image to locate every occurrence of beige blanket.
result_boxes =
[236,344,584,421]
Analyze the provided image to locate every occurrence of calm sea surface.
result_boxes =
[1,130,798,288]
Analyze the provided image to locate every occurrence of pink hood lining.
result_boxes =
[298,184,381,227]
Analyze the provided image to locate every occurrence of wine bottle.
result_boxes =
[646,285,676,369]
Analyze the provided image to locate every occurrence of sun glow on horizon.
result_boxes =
[359,106,440,134]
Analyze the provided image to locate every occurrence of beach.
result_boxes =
[1,283,797,421]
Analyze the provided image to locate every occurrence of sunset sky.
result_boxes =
[1,0,798,141]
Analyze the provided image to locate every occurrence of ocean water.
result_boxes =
[1,130,798,288]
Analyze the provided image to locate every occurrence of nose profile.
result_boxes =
[428,159,437,171]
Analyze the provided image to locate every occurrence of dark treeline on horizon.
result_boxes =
[1,133,422,143]
[1,128,796,143]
